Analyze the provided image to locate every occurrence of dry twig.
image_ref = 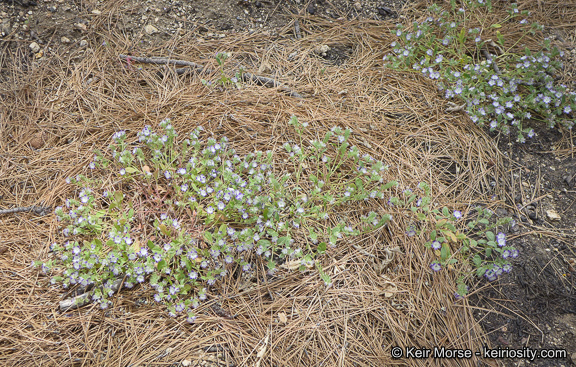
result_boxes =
[0,205,51,216]
[119,54,304,98]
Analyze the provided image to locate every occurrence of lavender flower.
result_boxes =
[496,232,506,247]
[430,262,441,272]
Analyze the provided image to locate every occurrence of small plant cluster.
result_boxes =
[383,0,576,142]
[201,52,243,89]
[36,117,402,321]
[403,182,515,298]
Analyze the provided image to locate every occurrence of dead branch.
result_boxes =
[0,205,51,216]
[446,101,467,112]
[119,54,304,98]
[241,72,304,98]
[59,278,124,311]
[294,19,302,39]
[119,54,206,73]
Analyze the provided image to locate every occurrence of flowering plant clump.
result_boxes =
[36,117,400,321]
[383,0,576,142]
[409,182,514,298]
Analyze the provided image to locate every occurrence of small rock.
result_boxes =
[75,23,87,31]
[91,9,101,15]
[0,20,11,36]
[48,6,57,12]
[353,2,362,11]
[546,209,561,221]
[313,44,330,56]
[181,361,191,367]
[29,41,41,53]
[495,208,508,217]
[258,61,272,74]
[79,39,88,47]
[144,24,158,35]
[306,4,315,15]
[377,6,393,16]
[30,134,44,149]
[61,36,70,44]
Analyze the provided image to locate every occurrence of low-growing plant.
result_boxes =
[405,182,515,298]
[36,117,401,321]
[383,0,576,142]
[201,52,243,89]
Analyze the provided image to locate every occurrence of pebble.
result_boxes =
[61,36,71,44]
[91,9,101,15]
[29,41,41,53]
[79,39,88,47]
[144,24,158,35]
[75,22,87,31]
[307,4,315,15]
[354,2,362,11]
[0,20,11,36]
[546,209,561,221]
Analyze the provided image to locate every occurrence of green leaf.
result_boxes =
[257,239,271,248]
[204,231,213,244]
[317,242,327,254]
[440,243,451,261]
[267,259,276,270]
[309,228,318,242]
[383,181,398,190]
[329,234,337,245]
[457,283,468,296]
[442,207,450,217]
[496,31,505,46]
[473,255,482,266]
[476,266,487,277]
[491,23,502,28]
[486,231,495,241]
[125,167,138,174]
[157,260,167,271]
